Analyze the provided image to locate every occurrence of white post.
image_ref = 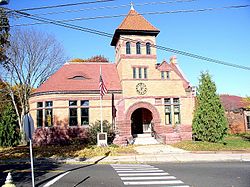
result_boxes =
[29,139,35,187]
[100,66,103,133]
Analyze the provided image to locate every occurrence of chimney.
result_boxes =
[170,56,177,64]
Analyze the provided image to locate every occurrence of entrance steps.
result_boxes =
[133,133,160,145]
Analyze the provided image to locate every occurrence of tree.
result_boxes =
[0,28,66,141]
[0,103,20,147]
[70,55,109,62]
[0,7,10,63]
[192,72,228,143]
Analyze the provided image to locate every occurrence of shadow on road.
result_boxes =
[0,158,62,186]
[35,151,111,187]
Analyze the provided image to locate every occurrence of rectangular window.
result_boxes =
[69,100,77,106]
[174,99,181,124]
[144,68,147,79]
[133,67,136,79]
[165,105,171,125]
[164,98,171,105]
[173,98,179,104]
[166,71,170,79]
[69,108,78,126]
[155,98,162,105]
[81,100,89,126]
[37,102,43,108]
[44,101,53,127]
[81,108,89,125]
[45,101,53,107]
[37,109,43,128]
[81,100,89,106]
[139,68,142,79]
[45,108,53,127]
[161,72,165,79]
[247,116,250,129]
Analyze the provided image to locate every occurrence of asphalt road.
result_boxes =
[1,161,250,187]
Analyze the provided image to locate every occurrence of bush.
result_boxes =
[0,104,20,147]
[33,127,88,146]
[192,72,228,143]
[87,120,115,145]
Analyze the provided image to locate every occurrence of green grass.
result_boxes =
[0,144,136,160]
[172,135,250,152]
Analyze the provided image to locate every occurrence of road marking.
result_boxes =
[121,176,176,180]
[111,164,190,186]
[123,180,184,185]
[117,169,164,173]
[43,171,70,187]
[118,173,169,176]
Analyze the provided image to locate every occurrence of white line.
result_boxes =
[118,173,169,176]
[162,186,190,187]
[121,176,176,180]
[124,180,184,185]
[43,171,70,187]
[117,170,164,173]
[114,168,159,170]
[111,164,152,167]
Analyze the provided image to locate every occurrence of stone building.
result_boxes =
[220,95,250,134]
[29,7,195,144]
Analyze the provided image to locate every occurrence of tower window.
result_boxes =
[146,42,151,55]
[136,42,141,54]
[139,67,142,78]
[144,68,147,79]
[126,42,131,54]
[133,67,136,79]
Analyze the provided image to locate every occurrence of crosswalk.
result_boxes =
[111,164,190,186]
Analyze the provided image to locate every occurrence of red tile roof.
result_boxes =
[118,9,159,32]
[220,94,249,111]
[111,9,160,46]
[33,62,122,95]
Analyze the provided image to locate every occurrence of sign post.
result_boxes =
[23,113,35,187]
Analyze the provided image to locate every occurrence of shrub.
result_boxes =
[192,72,228,142]
[87,120,115,145]
[33,127,88,146]
[0,104,20,147]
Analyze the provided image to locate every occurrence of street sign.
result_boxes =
[23,113,34,140]
[23,113,35,187]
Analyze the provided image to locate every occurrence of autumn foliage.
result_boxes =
[70,55,109,63]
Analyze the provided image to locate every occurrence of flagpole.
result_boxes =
[100,65,103,133]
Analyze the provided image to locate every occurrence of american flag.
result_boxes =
[99,73,107,99]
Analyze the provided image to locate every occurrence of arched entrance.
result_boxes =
[124,101,161,138]
[131,108,153,135]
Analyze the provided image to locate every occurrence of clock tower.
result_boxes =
[111,5,160,98]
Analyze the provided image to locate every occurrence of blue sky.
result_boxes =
[5,0,250,96]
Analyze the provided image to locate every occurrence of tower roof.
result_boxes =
[111,8,160,46]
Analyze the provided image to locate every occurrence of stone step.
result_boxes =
[134,133,152,138]
[133,136,160,145]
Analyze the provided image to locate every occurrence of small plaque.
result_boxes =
[99,133,105,140]
[97,132,107,146]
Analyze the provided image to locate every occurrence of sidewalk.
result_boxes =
[83,144,250,163]
[1,145,250,164]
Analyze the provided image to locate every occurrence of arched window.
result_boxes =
[126,42,131,54]
[136,42,141,54]
[146,42,151,55]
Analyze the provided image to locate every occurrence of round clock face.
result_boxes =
[136,83,147,95]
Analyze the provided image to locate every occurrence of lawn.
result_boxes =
[0,144,136,160]
[172,134,250,152]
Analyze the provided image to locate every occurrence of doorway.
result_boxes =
[131,108,153,136]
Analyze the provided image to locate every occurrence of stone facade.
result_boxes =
[29,8,195,145]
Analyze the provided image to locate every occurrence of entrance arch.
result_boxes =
[125,102,161,136]
[131,108,152,135]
